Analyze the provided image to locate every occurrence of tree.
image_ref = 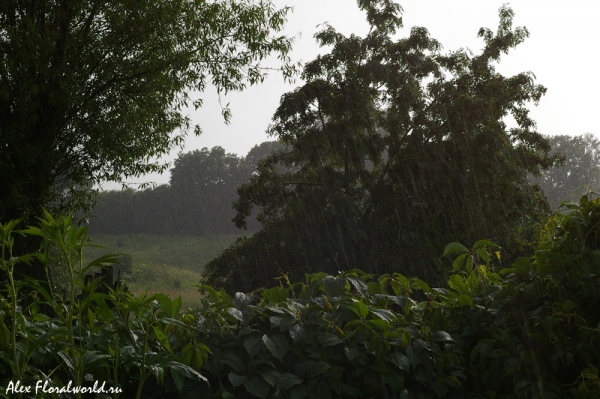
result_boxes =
[203,0,557,293]
[0,0,294,224]
[245,140,286,168]
[169,147,254,233]
[90,146,270,235]
[535,134,600,209]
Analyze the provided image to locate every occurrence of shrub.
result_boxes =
[3,195,600,398]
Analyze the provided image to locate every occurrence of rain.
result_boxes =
[2,0,600,397]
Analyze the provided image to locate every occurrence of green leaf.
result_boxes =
[220,353,246,374]
[472,239,499,250]
[262,287,289,303]
[474,247,491,263]
[345,346,361,361]
[452,254,468,272]
[228,308,244,322]
[94,297,115,323]
[193,346,210,370]
[153,326,172,353]
[180,344,194,366]
[458,294,473,307]
[229,372,247,388]
[347,300,369,319]
[448,275,466,293]
[262,334,287,360]
[466,269,480,291]
[383,371,404,392]
[371,308,396,323]
[243,375,270,399]
[346,275,369,297]
[159,317,187,329]
[82,350,111,368]
[367,319,389,331]
[289,324,305,343]
[84,254,121,273]
[322,275,346,297]
[318,332,343,347]
[368,281,383,294]
[259,369,281,387]
[57,350,75,371]
[388,352,410,371]
[442,242,469,257]
[513,257,533,274]
[244,334,264,358]
[432,331,453,342]
[401,330,412,347]
[411,279,431,293]
[167,361,208,388]
[295,360,330,378]
[278,373,303,390]
[279,315,296,332]
[171,367,186,394]
[306,361,330,378]
[87,308,95,329]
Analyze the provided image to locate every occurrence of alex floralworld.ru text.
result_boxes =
[5,379,122,395]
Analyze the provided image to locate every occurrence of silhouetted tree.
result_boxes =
[203,0,558,293]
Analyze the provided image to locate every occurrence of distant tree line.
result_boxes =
[89,132,600,240]
[89,142,283,235]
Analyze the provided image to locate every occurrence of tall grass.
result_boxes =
[84,233,243,271]
[122,262,204,309]
[83,233,249,309]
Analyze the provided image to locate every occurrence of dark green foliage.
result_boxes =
[0,0,294,223]
[204,1,558,293]
[0,213,208,399]
[195,195,600,399]
[4,195,600,398]
[535,134,600,209]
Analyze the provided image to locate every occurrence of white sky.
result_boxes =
[103,0,600,189]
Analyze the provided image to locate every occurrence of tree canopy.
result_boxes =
[536,134,600,209]
[202,0,558,293]
[0,0,294,223]
[89,144,285,235]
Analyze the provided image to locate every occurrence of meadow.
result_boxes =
[83,233,248,308]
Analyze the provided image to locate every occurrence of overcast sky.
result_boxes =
[104,0,600,189]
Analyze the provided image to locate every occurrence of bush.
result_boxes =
[3,196,600,398]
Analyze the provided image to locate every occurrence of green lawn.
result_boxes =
[83,233,248,308]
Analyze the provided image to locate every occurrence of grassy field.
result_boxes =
[83,233,247,308]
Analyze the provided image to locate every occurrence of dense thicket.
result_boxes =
[0,0,294,224]
[203,1,558,293]
[89,143,283,235]
[3,195,600,398]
